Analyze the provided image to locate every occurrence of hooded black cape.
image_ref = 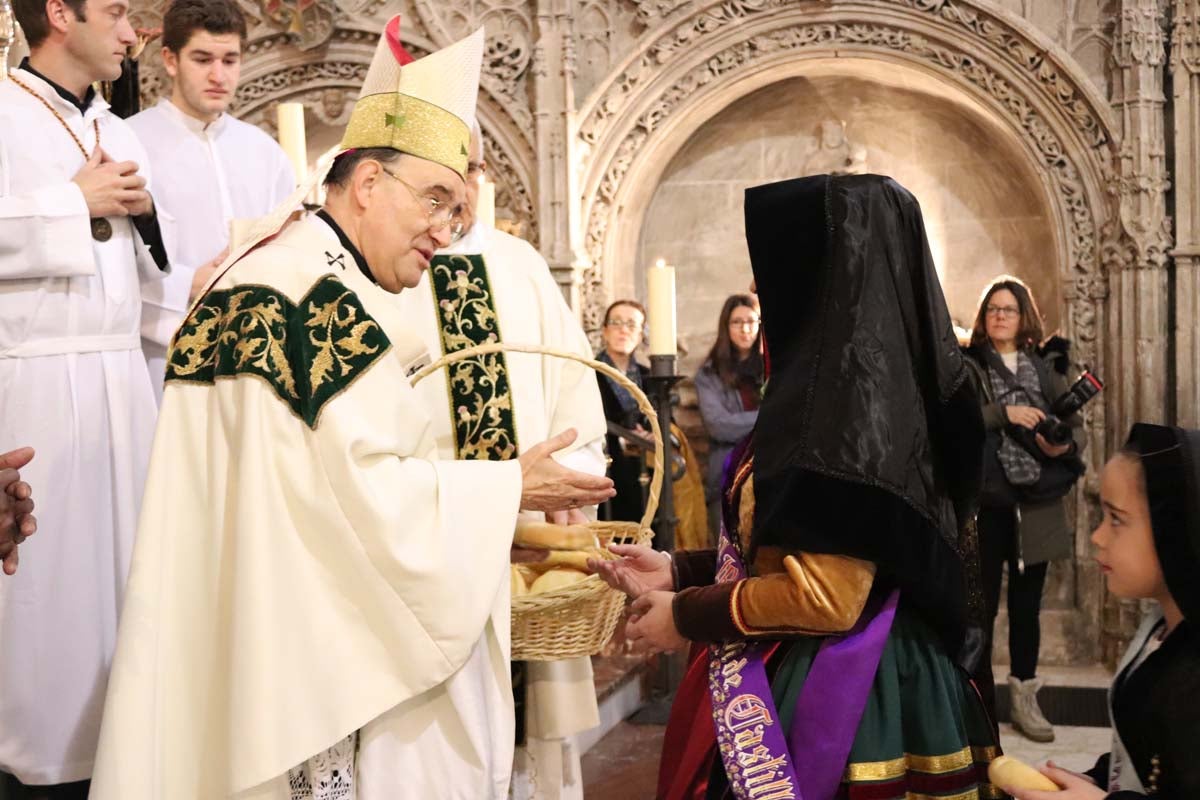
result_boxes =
[746,174,985,654]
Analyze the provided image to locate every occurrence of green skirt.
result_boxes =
[771,607,1004,800]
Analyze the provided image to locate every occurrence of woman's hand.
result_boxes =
[587,543,673,599]
[1006,405,1046,430]
[626,590,688,654]
[1035,432,1073,459]
[1010,763,1103,800]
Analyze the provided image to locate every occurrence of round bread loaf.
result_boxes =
[514,521,600,551]
[510,565,529,598]
[529,567,588,595]
[987,756,1061,793]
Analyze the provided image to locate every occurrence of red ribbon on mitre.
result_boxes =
[385,15,416,66]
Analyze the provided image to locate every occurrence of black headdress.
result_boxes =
[1125,424,1200,622]
[746,174,985,651]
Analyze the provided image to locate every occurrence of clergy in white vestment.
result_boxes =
[0,0,170,790]
[128,0,295,401]
[393,123,607,800]
[89,18,614,800]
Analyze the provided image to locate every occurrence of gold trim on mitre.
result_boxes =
[338,17,482,179]
[341,93,470,177]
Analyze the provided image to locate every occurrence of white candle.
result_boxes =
[475,180,495,229]
[276,102,307,187]
[647,258,677,356]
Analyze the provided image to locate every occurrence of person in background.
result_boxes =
[0,448,37,577]
[596,299,651,522]
[694,294,763,535]
[1,0,169,792]
[1013,424,1200,800]
[128,0,294,401]
[963,276,1085,743]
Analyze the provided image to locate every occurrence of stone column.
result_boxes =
[532,0,588,313]
[1109,0,1173,436]
[1101,0,1174,666]
[1173,0,1200,427]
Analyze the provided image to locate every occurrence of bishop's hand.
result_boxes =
[517,429,615,512]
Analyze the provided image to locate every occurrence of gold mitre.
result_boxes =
[339,15,482,179]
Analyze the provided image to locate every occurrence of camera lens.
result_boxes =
[1035,418,1073,446]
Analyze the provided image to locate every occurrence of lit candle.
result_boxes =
[647,258,677,356]
[276,102,307,187]
[475,180,495,229]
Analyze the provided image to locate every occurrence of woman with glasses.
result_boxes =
[596,300,652,522]
[694,295,764,536]
[963,276,1086,743]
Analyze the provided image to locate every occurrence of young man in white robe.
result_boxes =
[128,0,295,400]
[393,123,607,800]
[88,19,614,800]
[0,0,169,794]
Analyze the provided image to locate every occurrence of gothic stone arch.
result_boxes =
[575,0,1122,661]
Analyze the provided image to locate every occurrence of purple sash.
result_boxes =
[708,521,899,800]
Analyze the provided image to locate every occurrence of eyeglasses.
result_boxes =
[605,319,642,332]
[729,317,760,330]
[467,161,487,177]
[377,164,466,242]
[985,305,1020,319]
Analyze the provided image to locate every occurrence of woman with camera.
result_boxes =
[964,276,1087,743]
[596,300,652,522]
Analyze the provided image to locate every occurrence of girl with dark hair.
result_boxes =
[964,275,1086,743]
[595,300,651,521]
[1011,424,1200,799]
[695,294,764,531]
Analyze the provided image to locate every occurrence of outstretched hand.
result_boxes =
[588,543,673,599]
[517,429,615,512]
[626,590,687,654]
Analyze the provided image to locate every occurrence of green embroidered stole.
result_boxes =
[165,274,391,429]
[428,253,518,460]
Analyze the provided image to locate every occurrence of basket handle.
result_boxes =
[409,342,662,533]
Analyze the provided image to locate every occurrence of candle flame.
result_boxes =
[654,258,666,269]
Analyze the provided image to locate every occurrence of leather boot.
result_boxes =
[1008,675,1055,742]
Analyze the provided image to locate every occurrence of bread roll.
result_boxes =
[510,566,529,598]
[987,756,1061,793]
[529,567,588,595]
[514,521,600,551]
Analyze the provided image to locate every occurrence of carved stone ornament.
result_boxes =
[802,120,869,175]
[1174,1,1200,73]
[259,0,336,50]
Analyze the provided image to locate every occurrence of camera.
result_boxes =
[1028,371,1104,447]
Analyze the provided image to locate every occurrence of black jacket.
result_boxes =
[1085,621,1200,798]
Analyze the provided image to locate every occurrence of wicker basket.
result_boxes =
[410,342,662,661]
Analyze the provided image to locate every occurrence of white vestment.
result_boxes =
[391,223,607,800]
[0,67,166,785]
[90,214,522,800]
[127,99,294,400]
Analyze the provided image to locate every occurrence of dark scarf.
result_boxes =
[1125,424,1200,623]
[745,174,985,653]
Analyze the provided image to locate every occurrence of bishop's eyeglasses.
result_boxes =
[378,165,466,242]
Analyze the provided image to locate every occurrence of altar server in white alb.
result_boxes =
[90,17,614,800]
[128,0,294,399]
[0,0,170,793]
[394,121,607,800]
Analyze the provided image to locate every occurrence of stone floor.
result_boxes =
[580,719,1113,798]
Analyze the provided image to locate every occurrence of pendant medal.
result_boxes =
[91,218,113,242]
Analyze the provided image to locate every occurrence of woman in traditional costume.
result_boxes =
[1012,424,1200,799]
[594,174,1002,800]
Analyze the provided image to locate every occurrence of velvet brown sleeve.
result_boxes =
[672,548,719,590]
[671,553,876,643]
